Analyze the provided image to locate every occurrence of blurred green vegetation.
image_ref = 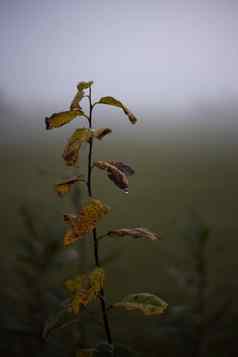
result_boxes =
[0,111,238,355]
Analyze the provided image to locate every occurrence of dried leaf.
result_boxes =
[113,293,168,316]
[63,128,93,167]
[93,128,112,140]
[94,160,133,193]
[64,199,110,246]
[70,90,85,110]
[108,227,161,240]
[65,268,104,314]
[77,81,94,91]
[55,176,83,196]
[106,160,134,176]
[97,96,138,124]
[45,110,84,130]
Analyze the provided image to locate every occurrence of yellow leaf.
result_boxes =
[64,199,110,246]
[45,110,84,129]
[65,268,105,315]
[97,96,138,124]
[63,128,93,167]
[70,90,85,110]
[77,81,94,91]
[64,275,82,292]
[90,267,104,293]
[113,293,168,316]
[55,176,83,196]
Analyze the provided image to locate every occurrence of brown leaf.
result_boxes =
[45,110,84,129]
[106,160,134,176]
[55,176,83,196]
[64,199,110,246]
[63,128,93,167]
[108,227,161,240]
[97,96,138,124]
[65,268,104,314]
[94,160,129,193]
[93,128,112,140]
[113,293,168,316]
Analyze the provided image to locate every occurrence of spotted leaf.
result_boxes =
[63,128,93,167]
[64,199,110,246]
[65,268,105,314]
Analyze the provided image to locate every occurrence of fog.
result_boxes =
[1,0,238,115]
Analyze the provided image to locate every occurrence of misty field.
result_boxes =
[0,100,238,356]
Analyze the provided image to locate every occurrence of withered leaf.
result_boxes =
[113,293,168,316]
[55,176,83,196]
[70,89,85,110]
[106,160,134,176]
[64,199,110,246]
[94,160,129,193]
[108,227,161,240]
[63,128,93,167]
[77,81,94,91]
[97,96,138,124]
[45,110,84,130]
[65,268,104,314]
[93,128,112,140]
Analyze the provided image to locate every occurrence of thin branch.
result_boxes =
[86,85,113,345]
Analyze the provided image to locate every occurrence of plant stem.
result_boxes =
[87,86,113,345]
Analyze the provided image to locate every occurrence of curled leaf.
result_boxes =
[55,176,83,196]
[45,110,84,130]
[63,128,93,167]
[65,268,105,314]
[64,199,110,246]
[94,160,135,193]
[113,293,168,316]
[70,89,85,110]
[96,96,138,124]
[106,160,134,176]
[107,227,160,240]
[93,128,112,140]
[77,81,94,91]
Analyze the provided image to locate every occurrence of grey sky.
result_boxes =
[1,0,238,116]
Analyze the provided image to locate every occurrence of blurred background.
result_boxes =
[1,0,238,356]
